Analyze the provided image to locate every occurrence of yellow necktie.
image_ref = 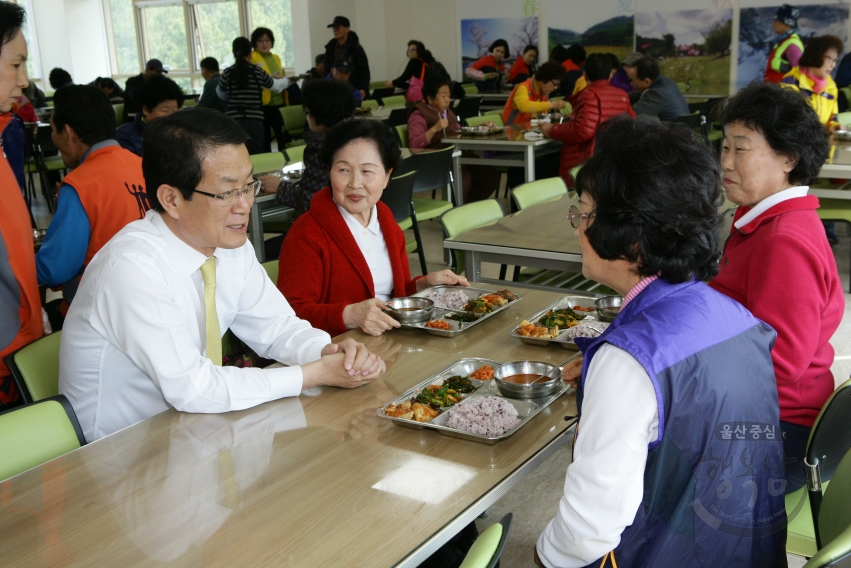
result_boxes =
[200,256,222,366]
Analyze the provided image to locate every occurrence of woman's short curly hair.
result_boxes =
[301,79,357,128]
[720,82,829,185]
[575,116,724,283]
[535,61,565,84]
[798,35,844,69]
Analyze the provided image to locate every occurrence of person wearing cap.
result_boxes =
[323,16,370,101]
[123,58,166,123]
[764,4,804,84]
[330,58,362,102]
[612,51,638,94]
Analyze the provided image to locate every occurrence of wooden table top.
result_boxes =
[447,193,581,257]
[0,286,580,567]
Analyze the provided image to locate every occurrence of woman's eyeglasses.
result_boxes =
[566,205,596,229]
[190,179,262,206]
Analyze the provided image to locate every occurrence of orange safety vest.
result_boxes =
[61,145,149,266]
[502,78,546,125]
[0,114,42,378]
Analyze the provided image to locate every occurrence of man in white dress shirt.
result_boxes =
[59,108,382,443]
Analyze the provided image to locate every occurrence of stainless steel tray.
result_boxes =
[510,295,599,349]
[399,286,522,337]
[376,358,570,444]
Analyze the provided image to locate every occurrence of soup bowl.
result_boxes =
[383,297,434,324]
[494,360,561,399]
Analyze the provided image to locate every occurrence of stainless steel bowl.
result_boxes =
[493,361,561,399]
[383,297,434,324]
[595,296,623,322]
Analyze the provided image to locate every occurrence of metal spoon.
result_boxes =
[530,351,583,384]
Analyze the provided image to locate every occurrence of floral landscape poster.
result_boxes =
[461,17,539,76]
[737,3,849,91]
[635,6,733,95]
[547,0,635,61]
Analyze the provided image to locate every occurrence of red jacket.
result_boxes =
[277,187,421,336]
[548,79,635,184]
[709,196,844,427]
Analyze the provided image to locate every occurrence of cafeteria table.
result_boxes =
[444,193,585,292]
[817,140,851,199]
[442,122,561,206]
[0,286,581,567]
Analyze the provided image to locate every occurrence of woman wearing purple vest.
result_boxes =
[534,117,786,568]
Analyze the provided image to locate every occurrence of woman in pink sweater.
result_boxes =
[709,82,844,493]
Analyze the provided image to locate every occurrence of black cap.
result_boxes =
[328,16,350,28]
[146,59,167,73]
[333,58,353,73]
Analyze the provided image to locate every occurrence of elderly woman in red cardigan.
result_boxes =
[278,119,467,337]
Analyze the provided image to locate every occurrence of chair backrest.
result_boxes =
[440,198,503,237]
[395,124,409,148]
[463,83,479,95]
[36,124,59,153]
[250,152,286,174]
[283,143,306,164]
[568,164,583,187]
[361,99,379,110]
[4,331,62,404]
[464,114,504,128]
[455,96,482,121]
[380,170,418,223]
[112,103,124,128]
[386,107,409,127]
[381,95,407,109]
[280,105,306,132]
[805,449,851,567]
[838,111,851,128]
[368,80,387,90]
[674,111,701,129]
[0,395,86,482]
[717,207,736,255]
[261,260,279,283]
[408,145,455,194]
[458,512,512,568]
[510,177,567,210]
[371,87,396,103]
[808,376,851,483]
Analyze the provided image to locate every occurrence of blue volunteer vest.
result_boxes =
[574,279,787,567]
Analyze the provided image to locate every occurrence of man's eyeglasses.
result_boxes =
[566,205,596,229]
[190,179,262,206]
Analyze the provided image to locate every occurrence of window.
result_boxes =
[106,0,142,76]
[14,0,42,82]
[139,2,190,71]
[190,0,240,71]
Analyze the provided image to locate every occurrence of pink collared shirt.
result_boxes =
[621,275,659,310]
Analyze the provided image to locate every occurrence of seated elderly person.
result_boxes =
[709,82,844,492]
[534,117,786,567]
[259,79,357,214]
[501,61,567,125]
[116,74,184,156]
[59,108,382,443]
[278,119,468,336]
[407,74,500,202]
[630,56,688,122]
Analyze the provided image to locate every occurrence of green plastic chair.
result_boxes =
[837,110,851,127]
[261,260,279,283]
[182,99,197,108]
[817,199,851,292]
[803,448,851,567]
[280,105,306,138]
[464,114,505,128]
[395,124,409,148]
[786,376,851,556]
[380,171,428,274]
[381,95,407,109]
[283,143,306,164]
[4,331,62,404]
[112,103,124,128]
[510,177,567,211]
[361,99,379,110]
[251,152,286,174]
[463,84,479,95]
[369,80,388,90]
[409,145,456,221]
[459,512,512,568]
[483,109,502,116]
[439,199,504,275]
[0,395,86,482]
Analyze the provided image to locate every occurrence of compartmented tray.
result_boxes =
[509,295,602,350]
[399,286,523,337]
[376,358,570,444]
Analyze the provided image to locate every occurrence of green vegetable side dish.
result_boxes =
[463,298,492,314]
[446,311,480,322]
[415,376,476,409]
[537,308,585,328]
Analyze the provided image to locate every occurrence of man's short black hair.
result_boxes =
[565,44,587,64]
[200,57,219,73]
[320,119,401,174]
[535,61,565,84]
[139,74,184,114]
[584,53,613,82]
[143,108,249,212]
[49,68,73,90]
[721,82,829,186]
[250,27,275,49]
[575,116,724,283]
[315,53,325,65]
[302,79,357,128]
[634,57,660,82]
[0,1,25,57]
[52,85,115,146]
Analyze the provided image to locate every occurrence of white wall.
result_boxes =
[383,0,458,81]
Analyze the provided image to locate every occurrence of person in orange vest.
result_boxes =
[0,0,42,409]
[764,4,804,84]
[502,61,567,125]
[36,85,150,328]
